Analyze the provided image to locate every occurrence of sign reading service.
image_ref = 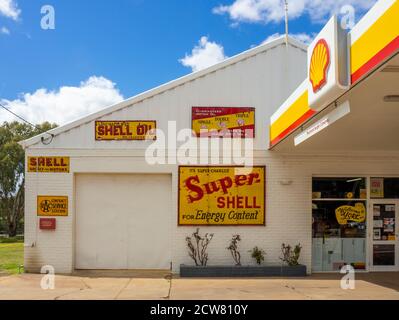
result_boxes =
[95,121,156,141]
[37,196,68,216]
[28,157,70,173]
[178,166,265,226]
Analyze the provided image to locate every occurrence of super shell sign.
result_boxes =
[178,166,265,226]
[335,203,366,225]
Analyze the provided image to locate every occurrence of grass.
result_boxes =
[0,241,24,275]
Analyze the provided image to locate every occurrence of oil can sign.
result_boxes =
[95,121,156,140]
[192,107,255,138]
[28,157,70,173]
[178,166,265,225]
[37,196,68,216]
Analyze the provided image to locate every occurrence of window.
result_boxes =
[371,178,399,199]
[312,178,367,272]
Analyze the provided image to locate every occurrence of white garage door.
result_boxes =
[75,174,172,270]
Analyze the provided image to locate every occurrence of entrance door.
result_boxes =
[370,201,399,271]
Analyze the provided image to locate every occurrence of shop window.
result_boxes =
[312,178,367,272]
[313,177,367,199]
[373,245,395,266]
[370,178,399,199]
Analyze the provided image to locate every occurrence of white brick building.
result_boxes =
[20,0,399,275]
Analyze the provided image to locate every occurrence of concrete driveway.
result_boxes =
[0,271,398,300]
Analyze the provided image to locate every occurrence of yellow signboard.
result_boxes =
[95,121,156,140]
[178,166,265,226]
[28,157,70,173]
[335,203,366,225]
[192,107,255,138]
[37,196,68,216]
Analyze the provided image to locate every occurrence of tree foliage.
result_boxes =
[0,121,57,236]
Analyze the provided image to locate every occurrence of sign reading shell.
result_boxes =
[178,166,265,226]
[95,121,156,141]
[28,157,70,173]
[192,107,255,138]
[37,196,68,216]
[335,203,366,225]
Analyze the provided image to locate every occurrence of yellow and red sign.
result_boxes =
[192,107,255,138]
[178,166,265,226]
[37,196,68,216]
[335,203,366,225]
[28,157,70,173]
[95,121,156,140]
[309,39,330,93]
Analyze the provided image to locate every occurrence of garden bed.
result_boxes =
[180,264,307,277]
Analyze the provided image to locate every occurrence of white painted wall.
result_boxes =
[24,148,399,273]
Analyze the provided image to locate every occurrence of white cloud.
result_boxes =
[213,0,376,24]
[263,32,315,45]
[179,36,228,73]
[0,0,20,20]
[0,76,124,125]
[0,26,10,35]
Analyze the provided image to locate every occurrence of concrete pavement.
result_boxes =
[0,271,398,300]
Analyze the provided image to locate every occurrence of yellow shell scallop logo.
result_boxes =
[309,39,331,93]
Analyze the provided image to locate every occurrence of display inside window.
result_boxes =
[371,178,399,199]
[312,177,366,199]
[312,200,367,272]
[373,204,396,241]
[373,244,395,266]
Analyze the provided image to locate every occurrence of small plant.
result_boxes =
[248,246,265,265]
[280,243,302,266]
[227,234,241,266]
[185,228,214,266]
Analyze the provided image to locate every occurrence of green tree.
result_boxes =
[0,121,57,236]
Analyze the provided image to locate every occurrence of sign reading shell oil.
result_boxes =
[37,196,68,216]
[95,121,156,140]
[335,203,366,225]
[28,157,70,173]
[178,166,265,225]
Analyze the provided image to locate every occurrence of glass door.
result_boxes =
[370,201,399,271]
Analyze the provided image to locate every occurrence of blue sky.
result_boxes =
[0,0,376,125]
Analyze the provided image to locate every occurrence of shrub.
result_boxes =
[227,234,241,266]
[248,246,265,265]
[280,243,302,266]
[185,228,214,266]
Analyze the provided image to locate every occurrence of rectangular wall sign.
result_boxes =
[192,107,255,138]
[294,100,350,146]
[178,166,265,226]
[95,121,156,140]
[39,218,56,230]
[37,196,69,216]
[28,157,70,173]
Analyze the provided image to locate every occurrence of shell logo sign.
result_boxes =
[309,39,331,93]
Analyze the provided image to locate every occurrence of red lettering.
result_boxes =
[235,175,247,186]
[29,157,37,167]
[217,197,225,208]
[185,176,204,203]
[219,177,233,194]
[97,125,105,136]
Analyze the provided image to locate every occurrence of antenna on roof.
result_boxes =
[284,0,289,46]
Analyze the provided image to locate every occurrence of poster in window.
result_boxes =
[370,178,384,198]
[373,220,383,228]
[373,229,381,240]
[373,205,380,216]
[385,205,395,212]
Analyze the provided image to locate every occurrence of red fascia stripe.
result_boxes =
[269,109,317,147]
[351,35,399,84]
